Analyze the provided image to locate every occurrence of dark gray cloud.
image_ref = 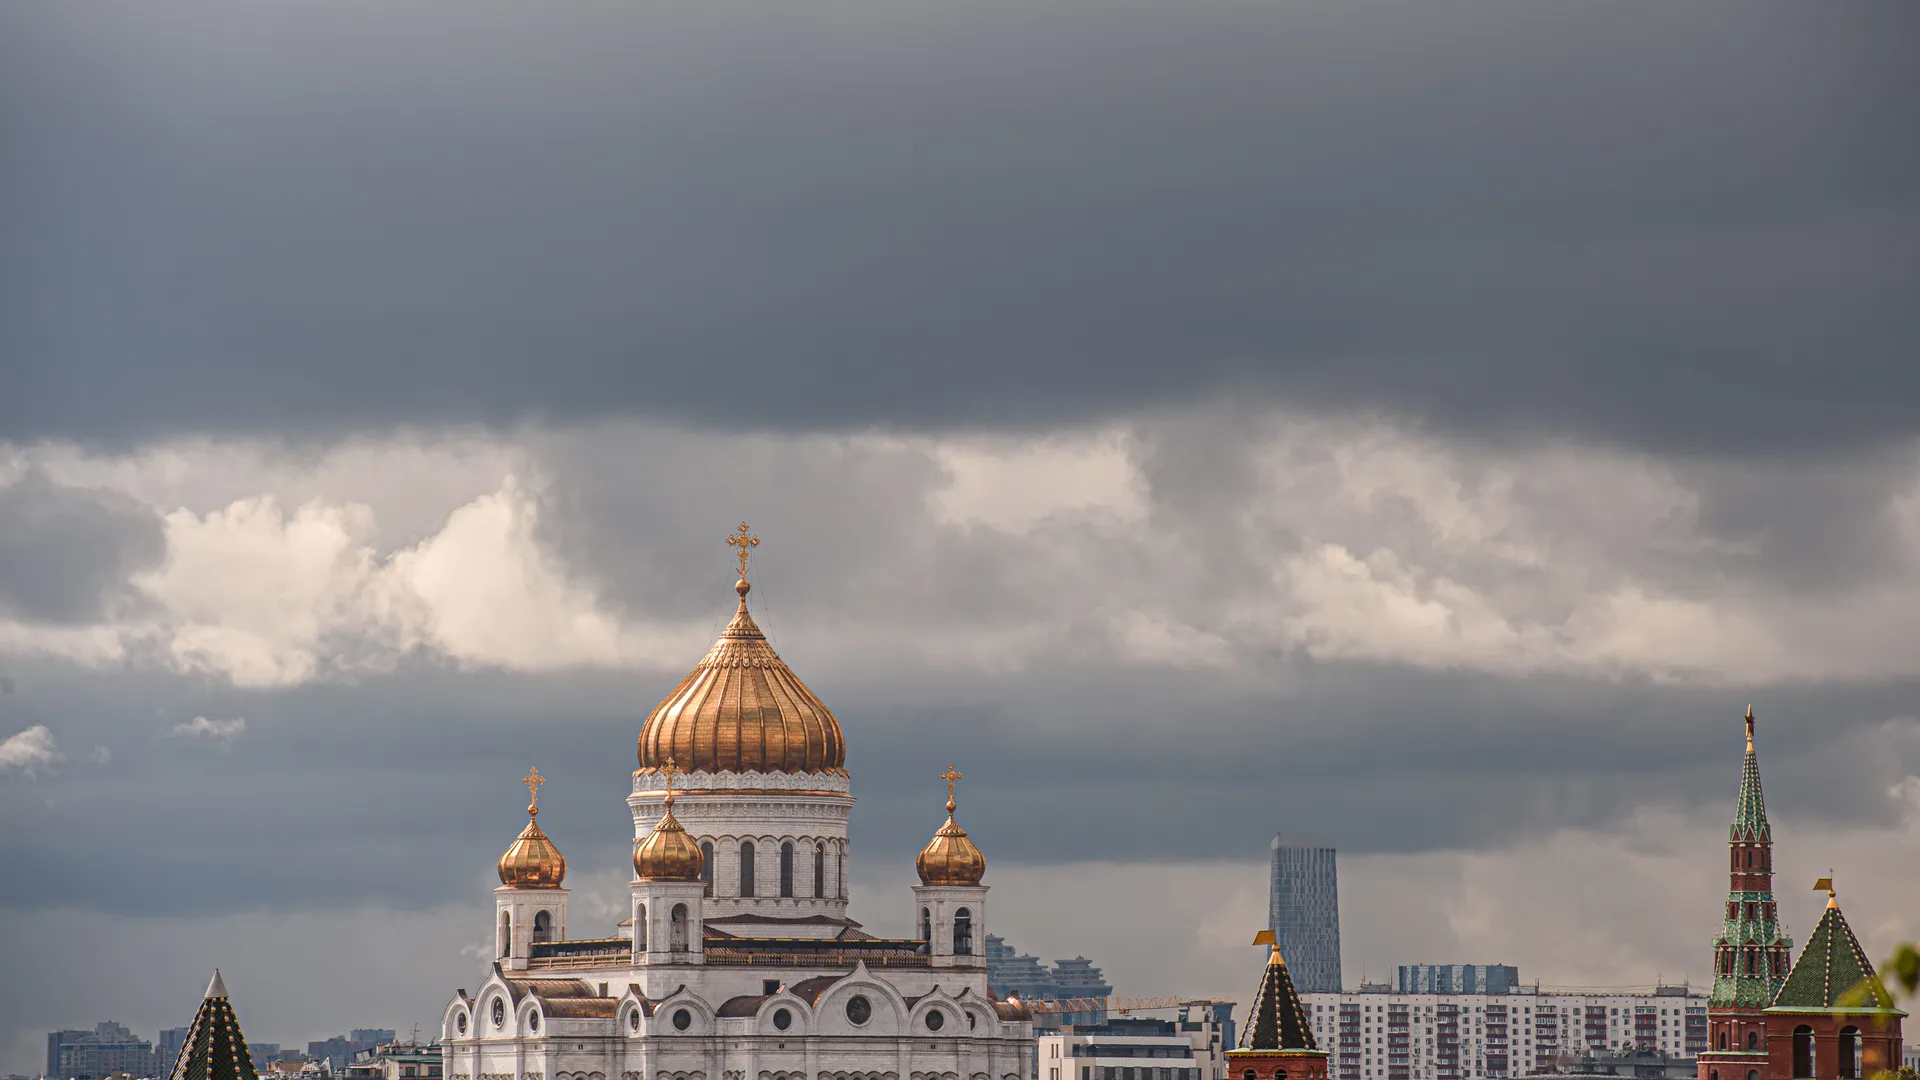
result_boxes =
[3,1,1917,451]
[2,648,1912,921]
[0,470,165,623]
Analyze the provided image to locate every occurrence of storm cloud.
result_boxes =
[4,1,1918,450]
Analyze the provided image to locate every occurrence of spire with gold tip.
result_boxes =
[1225,930,1328,1080]
[634,758,705,882]
[916,765,986,886]
[498,767,567,888]
[169,970,261,1080]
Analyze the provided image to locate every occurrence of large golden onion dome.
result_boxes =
[916,765,986,887]
[634,767,705,882]
[499,767,567,889]
[637,525,846,776]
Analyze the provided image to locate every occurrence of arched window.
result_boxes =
[670,903,689,953]
[634,903,647,951]
[532,909,553,943]
[780,842,795,898]
[1718,1032,1728,1051]
[814,843,826,899]
[701,842,714,897]
[498,911,511,958]
[1747,1070,1758,1080]
[1747,1032,1759,1050]
[921,907,933,942]
[1243,1071,1255,1080]
[1839,1026,1861,1080]
[1744,850,1752,868]
[838,843,846,898]
[1730,849,1738,871]
[740,842,756,897]
[954,907,973,956]
[1792,1026,1813,1079]
[1710,1070,1719,1080]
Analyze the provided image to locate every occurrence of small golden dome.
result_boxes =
[916,765,986,887]
[499,768,566,889]
[634,790,705,883]
[637,526,846,777]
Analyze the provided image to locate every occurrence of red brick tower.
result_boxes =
[1759,880,1904,1080]
[1697,708,1794,1080]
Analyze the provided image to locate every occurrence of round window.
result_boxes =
[847,995,873,1025]
[673,1008,693,1032]
[926,1010,946,1032]
[773,1008,792,1031]
[457,1013,468,1035]
[528,1013,539,1033]
[492,1000,506,1029]
[629,1010,641,1033]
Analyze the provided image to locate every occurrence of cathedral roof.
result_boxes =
[1732,706,1770,841]
[637,539,846,776]
[169,970,261,1080]
[1239,939,1319,1052]
[633,771,705,882]
[1769,887,1902,1014]
[917,767,986,887]
[499,769,566,889]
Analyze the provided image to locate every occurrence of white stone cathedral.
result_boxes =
[441,527,1033,1080]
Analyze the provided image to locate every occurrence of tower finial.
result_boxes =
[1745,705,1755,752]
[662,756,679,809]
[1815,873,1837,908]
[941,764,962,814]
[522,766,545,817]
[727,522,760,602]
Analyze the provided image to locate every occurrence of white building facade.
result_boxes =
[1300,989,1709,1080]
[441,545,1034,1080]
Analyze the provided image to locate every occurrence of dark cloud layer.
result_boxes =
[2,652,1913,920]
[0,471,165,623]
[4,1,1917,451]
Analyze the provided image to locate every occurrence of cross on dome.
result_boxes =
[523,766,546,815]
[727,522,760,582]
[942,764,962,812]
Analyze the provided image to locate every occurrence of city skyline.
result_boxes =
[4,0,1918,1076]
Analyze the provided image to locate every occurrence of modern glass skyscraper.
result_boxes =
[1268,836,1342,993]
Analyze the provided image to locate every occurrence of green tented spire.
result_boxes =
[1243,944,1318,1051]
[169,971,262,1080]
[1769,889,1900,1013]
[1731,706,1770,842]
[1709,707,1793,1010]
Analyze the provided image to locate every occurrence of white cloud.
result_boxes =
[0,725,61,777]
[166,716,247,743]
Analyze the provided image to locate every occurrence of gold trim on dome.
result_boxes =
[636,526,848,776]
[499,767,567,889]
[916,764,986,887]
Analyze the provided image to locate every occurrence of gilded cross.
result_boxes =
[727,522,760,580]
[941,764,962,801]
[523,766,545,810]
[662,757,680,805]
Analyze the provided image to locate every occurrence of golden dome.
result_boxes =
[916,765,986,887]
[499,767,567,889]
[634,779,705,883]
[637,526,846,777]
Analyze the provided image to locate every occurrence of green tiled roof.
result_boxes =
[1732,744,1770,841]
[1769,901,1896,1013]
[1244,946,1318,1051]
[170,971,261,1080]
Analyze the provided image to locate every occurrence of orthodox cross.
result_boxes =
[727,522,760,580]
[523,766,545,812]
[941,764,962,811]
[662,757,680,807]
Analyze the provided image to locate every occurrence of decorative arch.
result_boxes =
[1792,1026,1814,1079]
[953,907,974,955]
[498,910,512,958]
[740,841,756,897]
[1839,1026,1862,1080]
[634,903,647,951]
[670,903,690,952]
[532,909,553,943]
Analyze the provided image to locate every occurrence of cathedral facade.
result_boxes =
[441,527,1034,1080]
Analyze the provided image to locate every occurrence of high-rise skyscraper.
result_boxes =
[1268,836,1342,994]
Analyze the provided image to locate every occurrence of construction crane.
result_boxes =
[1021,995,1234,1017]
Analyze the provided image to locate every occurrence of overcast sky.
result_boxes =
[3,0,1919,1073]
